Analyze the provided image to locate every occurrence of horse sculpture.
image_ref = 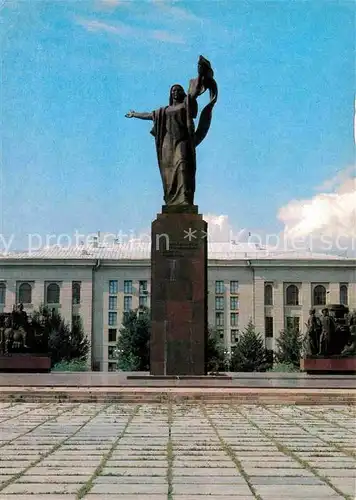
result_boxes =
[0,315,28,355]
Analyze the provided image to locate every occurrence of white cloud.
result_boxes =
[76,17,185,44]
[98,0,123,5]
[151,0,201,22]
[203,214,232,242]
[278,166,356,255]
[151,29,184,44]
[77,19,132,36]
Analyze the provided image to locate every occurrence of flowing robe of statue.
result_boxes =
[150,87,198,206]
[126,55,218,207]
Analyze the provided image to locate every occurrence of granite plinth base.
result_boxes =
[150,210,207,376]
[301,357,356,374]
[0,354,51,373]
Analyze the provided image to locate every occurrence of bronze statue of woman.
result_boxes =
[125,56,218,207]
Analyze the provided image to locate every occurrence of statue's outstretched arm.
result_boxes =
[125,110,153,121]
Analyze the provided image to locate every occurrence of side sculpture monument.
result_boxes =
[301,305,356,374]
[0,304,50,372]
[126,56,218,375]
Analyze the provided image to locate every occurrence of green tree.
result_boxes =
[230,320,269,372]
[206,326,228,373]
[275,324,303,368]
[116,307,150,371]
[31,306,90,367]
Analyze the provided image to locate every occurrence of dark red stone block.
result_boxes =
[150,211,207,376]
[300,357,356,374]
[0,354,51,373]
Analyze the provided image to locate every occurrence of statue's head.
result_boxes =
[169,85,186,105]
[322,308,329,316]
[4,316,11,327]
[18,303,24,312]
[309,308,315,315]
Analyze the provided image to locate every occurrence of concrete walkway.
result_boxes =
[0,403,355,499]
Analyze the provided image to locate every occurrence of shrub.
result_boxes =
[230,320,270,372]
[206,326,229,373]
[268,362,299,373]
[275,325,303,368]
[52,359,88,372]
[116,307,150,371]
[32,306,90,367]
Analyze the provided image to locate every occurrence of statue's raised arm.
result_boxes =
[125,55,218,208]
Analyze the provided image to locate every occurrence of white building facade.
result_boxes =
[1,242,355,371]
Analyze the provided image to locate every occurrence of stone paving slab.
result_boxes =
[0,403,355,499]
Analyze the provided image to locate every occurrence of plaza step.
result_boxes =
[0,386,355,405]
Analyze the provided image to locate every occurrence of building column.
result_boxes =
[31,280,44,310]
[79,280,93,369]
[349,282,356,311]
[273,281,284,348]
[253,277,265,334]
[328,282,339,304]
[301,281,311,334]
[60,281,72,325]
[4,279,16,313]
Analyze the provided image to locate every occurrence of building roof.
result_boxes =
[0,241,351,262]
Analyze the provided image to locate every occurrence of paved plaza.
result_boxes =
[0,403,355,500]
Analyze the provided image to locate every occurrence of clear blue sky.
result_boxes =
[1,0,355,250]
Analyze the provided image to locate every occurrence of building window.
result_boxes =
[124,280,132,294]
[230,312,239,326]
[18,282,32,304]
[286,316,300,331]
[313,285,326,306]
[124,296,132,312]
[230,281,239,294]
[215,312,224,326]
[108,312,117,326]
[231,329,239,343]
[0,282,5,305]
[109,280,118,294]
[286,284,299,306]
[340,284,348,305]
[108,328,117,342]
[215,296,224,310]
[108,362,116,372]
[215,280,224,294]
[139,295,148,308]
[230,296,239,310]
[265,316,273,338]
[108,346,115,360]
[72,282,81,305]
[46,283,60,304]
[264,283,273,306]
[139,280,148,294]
[109,296,117,310]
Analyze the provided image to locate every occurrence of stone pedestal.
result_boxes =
[150,206,207,376]
[300,356,356,374]
[0,354,51,373]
